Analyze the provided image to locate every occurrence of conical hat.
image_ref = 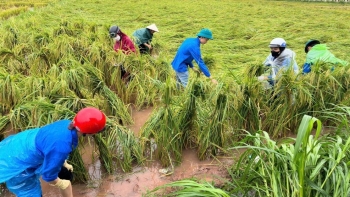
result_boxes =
[146,24,159,32]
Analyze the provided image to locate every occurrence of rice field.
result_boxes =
[1,0,350,196]
[0,0,56,19]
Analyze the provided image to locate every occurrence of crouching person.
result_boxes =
[257,38,298,87]
[0,107,106,197]
[303,39,348,74]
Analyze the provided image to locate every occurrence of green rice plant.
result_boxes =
[146,179,230,197]
[8,98,76,130]
[0,7,28,19]
[26,51,51,76]
[301,62,350,119]
[0,72,20,114]
[100,85,132,125]
[53,20,75,37]
[85,41,107,70]
[235,75,263,133]
[177,80,206,149]
[198,93,228,160]
[81,64,133,125]
[329,65,350,104]
[0,48,17,63]
[2,27,19,50]
[53,96,97,113]
[316,104,350,135]
[0,46,28,75]
[20,76,47,100]
[33,32,52,48]
[112,126,145,172]
[46,34,76,62]
[58,61,89,98]
[262,68,312,137]
[69,142,89,183]
[0,115,10,141]
[226,114,350,197]
[93,133,114,174]
[140,79,182,167]
[293,115,322,197]
[121,54,172,109]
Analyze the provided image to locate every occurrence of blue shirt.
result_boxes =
[0,120,78,183]
[171,37,211,77]
[35,120,78,182]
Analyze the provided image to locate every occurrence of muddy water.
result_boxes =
[2,107,234,197]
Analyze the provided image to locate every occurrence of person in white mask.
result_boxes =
[257,38,299,87]
[109,25,136,54]
[109,25,136,83]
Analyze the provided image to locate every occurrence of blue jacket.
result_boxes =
[0,120,78,183]
[171,37,211,77]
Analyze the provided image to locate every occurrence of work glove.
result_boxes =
[257,76,266,81]
[50,178,71,190]
[63,160,73,172]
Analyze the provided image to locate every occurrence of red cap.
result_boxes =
[73,107,106,134]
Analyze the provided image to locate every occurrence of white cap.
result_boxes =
[146,24,159,32]
[269,38,286,47]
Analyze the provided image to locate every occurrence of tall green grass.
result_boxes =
[225,114,350,197]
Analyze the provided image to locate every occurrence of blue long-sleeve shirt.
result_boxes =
[0,120,78,183]
[36,120,78,182]
[171,37,211,77]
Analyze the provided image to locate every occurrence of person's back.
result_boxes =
[303,40,348,74]
[132,24,159,54]
[0,120,75,196]
[133,28,152,46]
[172,37,210,77]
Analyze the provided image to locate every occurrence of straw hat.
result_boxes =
[146,24,159,32]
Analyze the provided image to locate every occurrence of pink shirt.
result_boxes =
[113,32,136,55]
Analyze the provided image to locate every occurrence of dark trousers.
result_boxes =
[138,44,150,54]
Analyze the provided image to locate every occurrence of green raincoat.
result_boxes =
[303,44,348,73]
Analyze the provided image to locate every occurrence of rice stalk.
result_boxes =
[2,27,18,49]
[69,143,89,183]
[198,93,228,160]
[82,64,132,125]
[140,80,182,167]
[93,132,114,174]
[177,80,205,149]
[0,115,10,141]
[112,126,145,172]
[147,179,230,197]
[8,99,75,130]
[0,73,20,114]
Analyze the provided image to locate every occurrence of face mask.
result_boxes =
[271,51,280,58]
[113,35,121,42]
